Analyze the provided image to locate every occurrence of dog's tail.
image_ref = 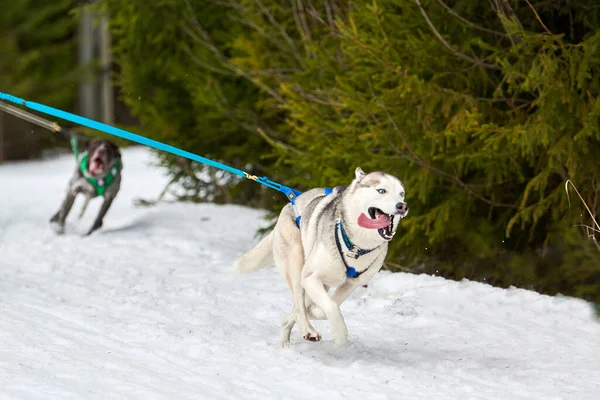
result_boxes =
[234,230,274,273]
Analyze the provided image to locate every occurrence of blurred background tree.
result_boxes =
[0,0,79,160]
[0,0,135,161]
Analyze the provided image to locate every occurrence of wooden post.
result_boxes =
[78,3,98,119]
[0,109,4,164]
[99,13,114,124]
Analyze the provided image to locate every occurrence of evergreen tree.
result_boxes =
[99,0,292,206]
[0,0,80,156]
[0,0,79,107]
[103,0,600,306]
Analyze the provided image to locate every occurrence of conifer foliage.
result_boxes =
[102,0,600,305]
[0,0,78,107]
[0,0,80,155]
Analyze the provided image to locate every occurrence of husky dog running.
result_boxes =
[235,167,408,347]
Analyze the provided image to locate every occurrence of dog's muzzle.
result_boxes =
[396,202,408,217]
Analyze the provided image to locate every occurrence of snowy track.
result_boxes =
[1,147,599,399]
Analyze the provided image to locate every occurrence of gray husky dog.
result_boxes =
[235,167,408,347]
[50,138,122,236]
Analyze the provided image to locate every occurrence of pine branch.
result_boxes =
[220,108,303,154]
[523,0,552,35]
[252,0,305,65]
[291,0,313,59]
[181,42,237,77]
[304,0,327,27]
[488,0,523,45]
[295,0,313,41]
[323,0,336,32]
[182,0,288,105]
[414,0,502,70]
[226,14,296,61]
[289,85,345,107]
[435,0,509,38]
[367,78,517,209]
[566,180,600,253]
[256,127,302,154]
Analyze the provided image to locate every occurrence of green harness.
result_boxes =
[72,136,121,196]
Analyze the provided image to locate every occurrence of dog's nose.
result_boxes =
[396,202,408,214]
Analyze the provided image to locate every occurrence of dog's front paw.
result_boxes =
[86,221,103,236]
[280,336,291,348]
[303,331,322,342]
[330,317,348,346]
[333,332,348,346]
[280,325,293,348]
[49,212,59,223]
[302,325,322,343]
[50,222,65,235]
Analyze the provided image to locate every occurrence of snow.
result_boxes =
[1,146,599,400]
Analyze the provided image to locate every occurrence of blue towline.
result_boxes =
[0,91,302,202]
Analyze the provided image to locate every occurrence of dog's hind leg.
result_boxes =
[289,256,321,344]
[276,255,322,346]
[280,311,296,347]
[279,270,298,347]
[273,208,320,346]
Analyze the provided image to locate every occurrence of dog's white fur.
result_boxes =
[234,167,407,347]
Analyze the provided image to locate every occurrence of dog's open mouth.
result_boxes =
[90,157,105,176]
[357,207,395,240]
[378,215,395,240]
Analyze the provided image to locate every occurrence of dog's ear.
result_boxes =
[107,141,121,158]
[355,167,366,181]
[86,138,100,152]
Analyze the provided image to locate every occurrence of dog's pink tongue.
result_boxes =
[89,160,104,176]
[357,213,391,229]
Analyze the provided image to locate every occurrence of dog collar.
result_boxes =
[79,152,121,196]
[335,220,378,278]
[337,221,377,259]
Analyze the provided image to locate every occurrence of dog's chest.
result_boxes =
[306,243,382,285]
[71,177,98,197]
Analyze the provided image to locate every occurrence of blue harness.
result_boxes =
[334,221,379,278]
[293,187,333,228]
[293,187,378,278]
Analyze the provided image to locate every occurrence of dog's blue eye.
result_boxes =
[377,189,386,194]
